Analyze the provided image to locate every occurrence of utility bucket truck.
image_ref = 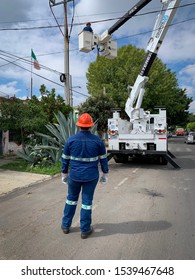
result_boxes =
[78,0,181,169]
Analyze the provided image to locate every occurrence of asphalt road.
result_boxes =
[0,137,195,260]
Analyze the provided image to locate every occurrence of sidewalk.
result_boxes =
[0,158,52,196]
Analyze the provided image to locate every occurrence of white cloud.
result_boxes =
[0,0,34,23]
[0,81,21,97]
[159,23,195,63]
[180,65,195,80]
[178,65,195,100]
[189,101,195,112]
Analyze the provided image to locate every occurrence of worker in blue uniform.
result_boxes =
[83,22,93,32]
[61,113,109,239]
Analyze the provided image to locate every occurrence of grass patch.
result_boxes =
[0,158,61,176]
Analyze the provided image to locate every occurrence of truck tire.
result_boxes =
[158,155,168,165]
[113,155,129,163]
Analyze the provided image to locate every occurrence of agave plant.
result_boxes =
[17,111,98,166]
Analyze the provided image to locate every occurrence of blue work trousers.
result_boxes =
[62,176,99,232]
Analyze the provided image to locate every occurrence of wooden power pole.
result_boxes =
[49,0,73,105]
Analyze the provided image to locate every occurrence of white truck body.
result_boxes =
[108,109,167,152]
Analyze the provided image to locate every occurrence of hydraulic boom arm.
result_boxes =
[108,0,152,35]
[125,0,181,119]
[79,0,152,57]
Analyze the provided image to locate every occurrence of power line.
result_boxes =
[0,52,89,98]
[0,90,9,98]
[0,17,57,25]
[72,88,89,98]
[0,49,61,74]
[0,1,194,26]
[0,55,64,87]
[0,2,194,31]
[0,13,195,83]
[0,11,194,61]
[0,50,63,68]
[49,1,64,37]
[69,0,75,39]
[1,12,193,62]
[0,9,194,68]
[117,16,195,41]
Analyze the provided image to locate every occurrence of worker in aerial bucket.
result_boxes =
[83,22,93,33]
[61,113,109,239]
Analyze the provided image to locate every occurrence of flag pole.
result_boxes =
[30,49,33,99]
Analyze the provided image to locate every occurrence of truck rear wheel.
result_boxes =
[158,155,168,165]
[113,155,129,163]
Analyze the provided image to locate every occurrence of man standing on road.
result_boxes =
[61,113,109,239]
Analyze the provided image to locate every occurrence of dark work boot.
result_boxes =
[81,226,93,239]
[61,225,70,234]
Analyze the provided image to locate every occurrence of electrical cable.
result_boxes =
[0,0,190,26]
[0,50,61,74]
[1,12,193,62]
[0,54,89,99]
[0,55,64,87]
[0,2,194,31]
[69,0,75,39]
[0,90,9,98]
[116,16,195,41]
[72,88,89,97]
[0,49,78,69]
[49,0,64,37]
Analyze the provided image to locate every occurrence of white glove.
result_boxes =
[61,173,68,185]
[100,174,108,185]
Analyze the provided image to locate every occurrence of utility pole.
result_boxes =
[49,0,73,105]
[63,0,70,105]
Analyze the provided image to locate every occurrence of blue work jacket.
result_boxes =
[61,131,108,182]
[83,26,93,32]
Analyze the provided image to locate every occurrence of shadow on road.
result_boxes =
[92,220,172,238]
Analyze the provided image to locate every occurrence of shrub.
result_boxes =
[17,111,98,167]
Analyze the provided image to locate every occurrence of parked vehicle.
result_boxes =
[176,128,185,136]
[184,132,195,144]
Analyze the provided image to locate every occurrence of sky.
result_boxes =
[0,0,195,112]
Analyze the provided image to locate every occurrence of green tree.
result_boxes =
[186,122,195,131]
[0,97,23,132]
[86,45,192,126]
[21,97,48,140]
[39,85,72,123]
[78,92,116,134]
[0,97,23,143]
[0,96,48,144]
[0,86,73,144]
[188,113,195,123]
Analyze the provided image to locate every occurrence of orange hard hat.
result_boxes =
[76,113,94,128]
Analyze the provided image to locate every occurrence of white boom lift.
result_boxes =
[78,0,181,168]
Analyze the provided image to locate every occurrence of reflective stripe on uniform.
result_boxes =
[70,156,99,162]
[99,154,107,159]
[66,199,77,206]
[81,204,92,210]
[62,154,70,160]
[62,153,107,162]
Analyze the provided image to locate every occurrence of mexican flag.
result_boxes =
[31,49,40,70]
